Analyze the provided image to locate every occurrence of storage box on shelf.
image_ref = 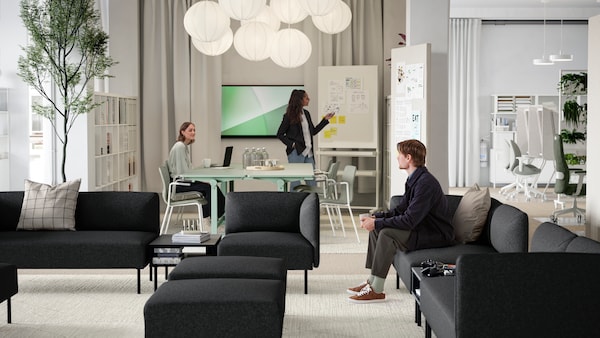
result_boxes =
[90,93,139,191]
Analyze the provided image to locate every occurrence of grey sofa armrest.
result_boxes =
[454,253,600,338]
[299,193,320,267]
[488,204,528,252]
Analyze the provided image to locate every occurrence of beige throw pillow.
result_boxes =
[17,179,81,231]
[453,184,491,243]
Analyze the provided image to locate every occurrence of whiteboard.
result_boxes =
[317,65,378,148]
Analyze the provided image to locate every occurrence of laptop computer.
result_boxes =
[210,146,233,169]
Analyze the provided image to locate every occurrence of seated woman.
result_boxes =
[168,122,225,225]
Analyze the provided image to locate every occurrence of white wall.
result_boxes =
[0,1,34,190]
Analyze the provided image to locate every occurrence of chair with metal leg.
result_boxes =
[551,134,586,223]
[319,165,360,243]
[158,161,207,235]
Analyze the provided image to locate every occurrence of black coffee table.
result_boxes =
[148,234,222,290]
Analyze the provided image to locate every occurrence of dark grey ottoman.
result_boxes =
[144,278,284,338]
[0,263,18,323]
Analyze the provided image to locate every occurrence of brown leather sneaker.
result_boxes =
[348,284,386,303]
[347,281,369,295]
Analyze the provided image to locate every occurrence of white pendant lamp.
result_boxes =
[550,19,573,62]
[270,0,308,24]
[241,5,281,32]
[184,1,230,42]
[311,1,352,34]
[297,0,337,16]
[532,1,553,66]
[192,27,233,56]
[234,22,275,61]
[218,0,266,21]
[270,28,312,68]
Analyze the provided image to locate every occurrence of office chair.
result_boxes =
[158,161,207,235]
[319,165,360,243]
[551,134,586,223]
[500,140,543,201]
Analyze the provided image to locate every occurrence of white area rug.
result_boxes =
[0,273,425,337]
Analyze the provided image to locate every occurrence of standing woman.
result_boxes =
[277,89,335,190]
[168,122,225,224]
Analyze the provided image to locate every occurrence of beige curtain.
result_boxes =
[140,0,385,193]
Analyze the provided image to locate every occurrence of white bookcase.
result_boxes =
[0,88,8,190]
[489,94,559,186]
[87,93,139,191]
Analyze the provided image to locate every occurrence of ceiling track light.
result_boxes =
[549,19,573,62]
[533,1,553,66]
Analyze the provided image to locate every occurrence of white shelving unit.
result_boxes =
[88,93,139,191]
[0,88,8,190]
[489,94,559,186]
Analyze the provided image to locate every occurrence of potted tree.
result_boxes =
[17,0,116,182]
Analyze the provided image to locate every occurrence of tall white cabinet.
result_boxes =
[0,89,8,190]
[86,93,139,191]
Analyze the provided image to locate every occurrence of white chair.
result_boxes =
[319,165,360,243]
[500,140,543,201]
[158,162,207,235]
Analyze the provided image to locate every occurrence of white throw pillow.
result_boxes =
[452,184,491,243]
[17,179,81,231]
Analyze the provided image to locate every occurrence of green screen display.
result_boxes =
[221,85,303,138]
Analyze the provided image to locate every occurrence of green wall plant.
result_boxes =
[17,0,116,182]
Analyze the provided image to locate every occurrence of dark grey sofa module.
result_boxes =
[420,223,600,338]
[218,191,319,294]
[391,195,528,291]
[168,256,286,282]
[144,278,285,338]
[0,191,160,293]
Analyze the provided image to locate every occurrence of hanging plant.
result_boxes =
[562,100,583,126]
[560,128,586,144]
[558,72,587,95]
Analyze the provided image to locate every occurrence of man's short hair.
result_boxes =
[397,139,426,167]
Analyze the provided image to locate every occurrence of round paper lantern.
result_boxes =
[241,5,281,32]
[192,27,233,56]
[218,0,265,20]
[184,1,230,42]
[270,28,312,68]
[270,0,308,24]
[234,22,275,61]
[297,0,337,16]
[312,1,351,34]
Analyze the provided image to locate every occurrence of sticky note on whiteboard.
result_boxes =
[338,115,346,124]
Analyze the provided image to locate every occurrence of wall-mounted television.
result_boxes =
[221,85,303,138]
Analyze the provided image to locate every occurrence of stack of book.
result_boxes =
[172,230,210,244]
[152,247,183,265]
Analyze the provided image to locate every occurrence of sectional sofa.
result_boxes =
[0,191,160,293]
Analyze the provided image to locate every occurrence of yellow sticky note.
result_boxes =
[338,115,346,124]
[330,116,337,124]
[330,127,338,135]
[324,130,331,139]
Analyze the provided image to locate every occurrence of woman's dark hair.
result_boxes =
[397,139,426,167]
[285,89,306,124]
[177,122,195,143]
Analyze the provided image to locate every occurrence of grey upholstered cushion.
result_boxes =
[17,179,81,230]
[168,256,286,281]
[530,222,577,252]
[488,204,528,252]
[566,236,600,253]
[420,276,456,338]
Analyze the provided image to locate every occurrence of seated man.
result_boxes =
[348,139,454,303]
